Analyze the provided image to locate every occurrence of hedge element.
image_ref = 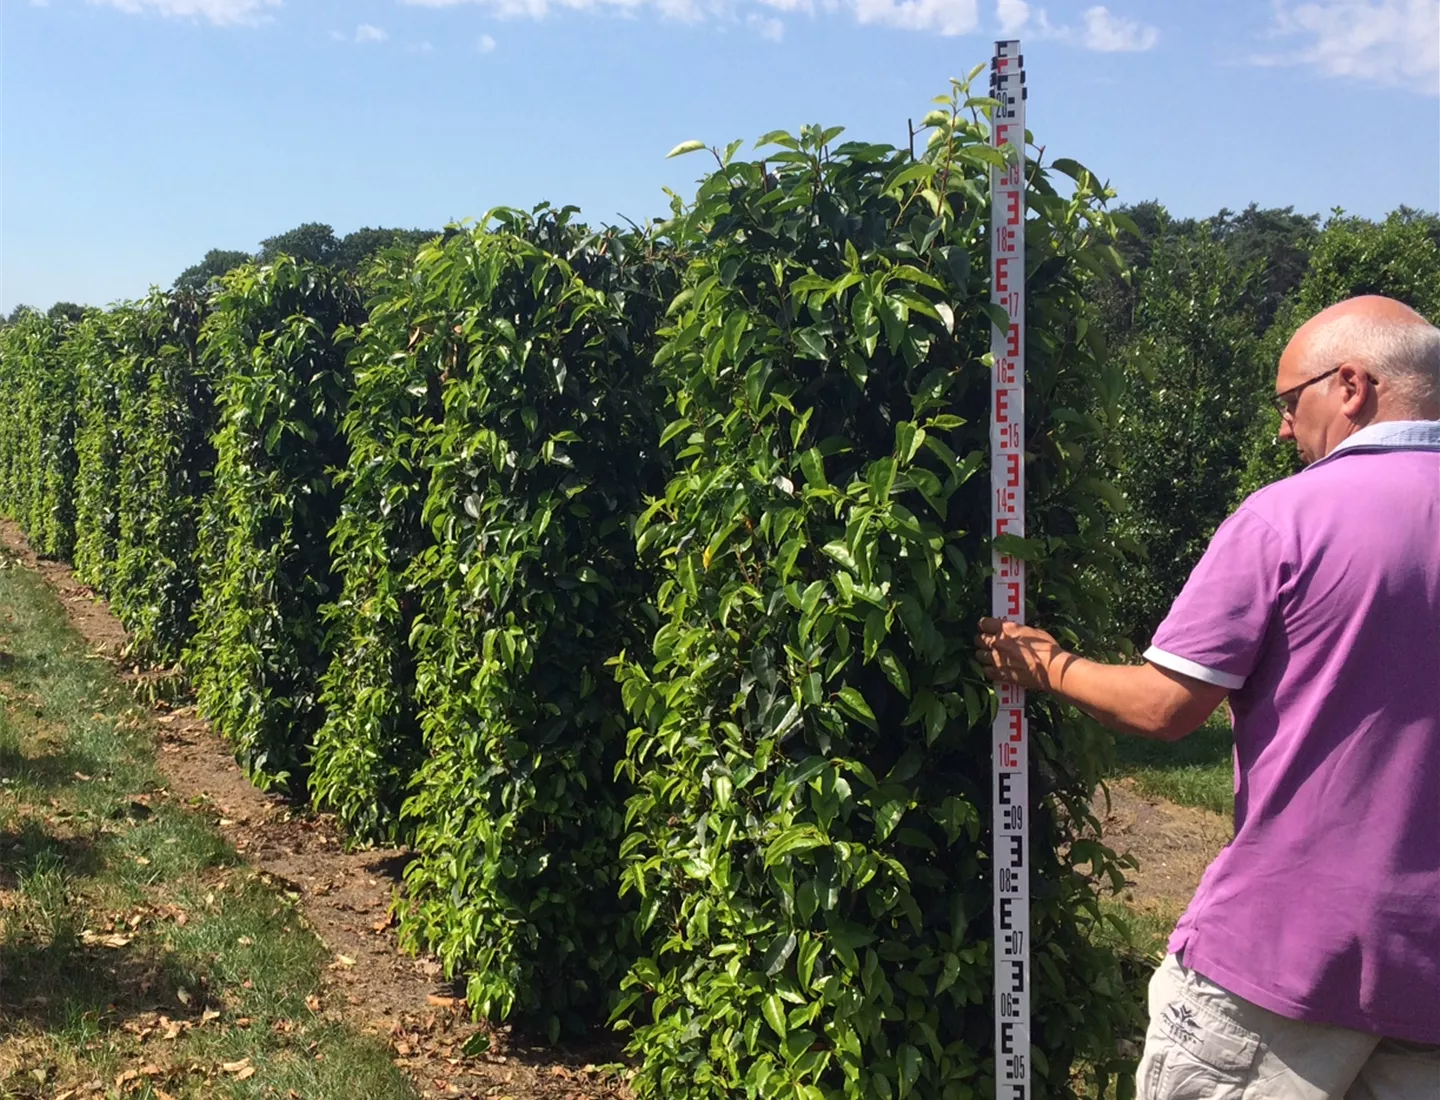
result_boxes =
[613,86,1136,1100]
[370,209,677,1034]
[108,291,216,666]
[311,244,445,842]
[0,310,80,558]
[187,259,366,791]
[71,307,135,592]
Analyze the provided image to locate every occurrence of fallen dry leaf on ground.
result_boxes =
[79,929,133,948]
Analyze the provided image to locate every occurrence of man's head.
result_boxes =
[1275,296,1440,464]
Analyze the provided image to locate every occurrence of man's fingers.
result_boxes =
[977,616,1007,634]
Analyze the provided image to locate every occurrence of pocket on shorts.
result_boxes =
[1141,983,1262,1100]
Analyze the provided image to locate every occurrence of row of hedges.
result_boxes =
[0,80,1141,1098]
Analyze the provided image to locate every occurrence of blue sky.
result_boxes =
[3,0,1437,313]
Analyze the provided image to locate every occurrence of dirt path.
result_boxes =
[2,521,1234,1094]
[0,522,626,1100]
[1096,777,1232,926]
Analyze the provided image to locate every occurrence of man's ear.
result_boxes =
[1337,363,1376,418]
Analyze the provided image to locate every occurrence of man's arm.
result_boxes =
[975,617,1229,741]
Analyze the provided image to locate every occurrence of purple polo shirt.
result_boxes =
[1144,420,1440,1043]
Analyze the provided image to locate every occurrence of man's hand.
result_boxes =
[974,617,1074,693]
[975,616,1229,740]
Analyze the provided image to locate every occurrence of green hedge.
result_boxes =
[107,291,216,665]
[188,258,366,791]
[0,310,79,559]
[1,292,214,665]
[317,209,677,1034]
[71,307,133,591]
[309,242,443,841]
[611,96,1136,1099]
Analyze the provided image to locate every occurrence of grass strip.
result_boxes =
[0,549,416,1100]
[1111,713,1235,817]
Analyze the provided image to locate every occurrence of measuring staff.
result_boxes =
[987,37,1030,1100]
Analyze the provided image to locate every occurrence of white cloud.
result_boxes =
[746,11,784,37]
[1078,5,1158,51]
[477,31,498,49]
[1249,1,1439,95]
[403,0,719,16]
[407,39,437,51]
[401,0,555,12]
[334,23,390,43]
[990,1,1157,51]
[995,0,1027,34]
[850,0,977,35]
[400,0,975,34]
[88,0,281,25]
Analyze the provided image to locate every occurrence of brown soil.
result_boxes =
[1095,777,1232,926]
[0,521,628,1100]
[1,519,1234,1096]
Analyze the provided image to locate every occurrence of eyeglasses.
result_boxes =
[1270,366,1341,421]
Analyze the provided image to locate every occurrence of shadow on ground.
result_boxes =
[0,935,213,1037]
[0,739,108,796]
[0,816,214,1038]
[0,819,104,889]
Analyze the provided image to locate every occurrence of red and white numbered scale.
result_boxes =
[989,38,1030,1100]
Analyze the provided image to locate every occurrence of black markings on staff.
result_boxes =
[998,771,1015,806]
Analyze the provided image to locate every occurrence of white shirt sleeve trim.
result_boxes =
[1143,646,1245,691]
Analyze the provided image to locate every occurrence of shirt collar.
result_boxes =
[1311,419,1440,468]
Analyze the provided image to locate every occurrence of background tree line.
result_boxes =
[1096,202,1440,644]
[5,202,1437,656]
[2,221,440,325]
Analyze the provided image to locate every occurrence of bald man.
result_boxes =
[977,296,1440,1099]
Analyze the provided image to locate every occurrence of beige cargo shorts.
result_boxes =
[1138,954,1440,1100]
